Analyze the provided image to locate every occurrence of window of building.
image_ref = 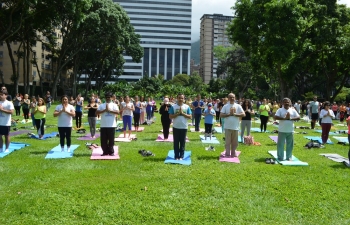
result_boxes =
[167,49,172,80]
[0,51,3,58]
[143,48,150,77]
[151,48,157,76]
[182,49,188,74]
[174,49,180,75]
[0,61,2,66]
[159,48,165,76]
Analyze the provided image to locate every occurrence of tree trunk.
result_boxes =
[26,40,31,95]
[22,42,27,94]
[5,40,18,94]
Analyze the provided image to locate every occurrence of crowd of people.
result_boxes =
[0,86,349,165]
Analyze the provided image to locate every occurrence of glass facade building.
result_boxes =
[113,0,192,81]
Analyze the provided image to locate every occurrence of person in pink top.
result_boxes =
[331,102,338,117]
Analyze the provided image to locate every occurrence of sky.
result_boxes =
[191,0,350,41]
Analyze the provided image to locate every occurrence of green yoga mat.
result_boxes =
[268,150,308,166]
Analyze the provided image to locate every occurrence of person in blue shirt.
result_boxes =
[203,103,216,140]
[169,93,192,160]
[74,95,84,129]
[192,94,204,132]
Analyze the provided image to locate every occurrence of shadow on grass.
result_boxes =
[141,157,166,162]
[330,164,350,169]
[74,153,92,157]
[254,157,268,163]
[197,155,218,160]
[30,151,49,155]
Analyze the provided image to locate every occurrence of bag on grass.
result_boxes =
[244,135,254,145]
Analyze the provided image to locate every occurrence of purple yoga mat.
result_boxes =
[10,130,31,137]
[156,134,189,142]
[219,151,241,163]
[77,133,100,140]
[269,136,278,143]
[90,146,120,160]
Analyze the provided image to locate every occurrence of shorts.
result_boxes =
[0,126,10,135]
[311,113,319,120]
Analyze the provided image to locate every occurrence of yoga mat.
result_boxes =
[20,119,32,124]
[251,127,269,132]
[304,136,333,144]
[114,134,136,142]
[190,128,205,132]
[269,136,278,143]
[90,146,120,160]
[30,132,58,140]
[156,134,189,142]
[320,153,349,163]
[333,136,349,144]
[83,120,100,125]
[77,133,100,140]
[9,130,31,137]
[45,145,79,159]
[314,130,340,135]
[160,128,173,133]
[164,150,191,165]
[268,150,308,166]
[199,135,220,144]
[219,151,241,163]
[131,127,144,132]
[214,127,222,133]
[0,142,30,158]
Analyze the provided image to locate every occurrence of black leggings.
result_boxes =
[22,108,30,119]
[215,111,220,122]
[260,115,269,132]
[162,119,171,139]
[75,111,82,128]
[35,118,46,136]
[58,127,72,147]
[205,123,213,133]
[14,106,21,116]
[134,113,140,127]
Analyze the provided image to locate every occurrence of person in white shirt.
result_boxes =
[96,92,119,156]
[294,100,301,114]
[0,90,14,153]
[220,93,245,158]
[54,95,76,152]
[169,93,192,160]
[319,101,335,145]
[274,98,300,161]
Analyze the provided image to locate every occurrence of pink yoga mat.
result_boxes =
[115,134,136,142]
[77,133,100,140]
[160,128,173,133]
[219,151,241,163]
[156,134,189,142]
[269,136,278,143]
[90,146,120,160]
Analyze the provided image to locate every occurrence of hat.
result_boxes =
[208,103,212,107]
[164,98,169,104]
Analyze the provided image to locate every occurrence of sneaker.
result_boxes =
[4,149,9,153]
[100,154,108,156]
[109,153,115,156]
[67,149,71,153]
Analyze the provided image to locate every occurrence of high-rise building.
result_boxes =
[200,14,233,83]
[113,0,192,81]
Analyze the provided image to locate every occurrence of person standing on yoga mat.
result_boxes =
[54,95,75,152]
[21,94,30,123]
[220,93,245,158]
[203,103,216,140]
[30,96,37,129]
[34,98,47,139]
[120,96,134,138]
[345,115,350,167]
[96,92,119,156]
[258,98,270,132]
[159,97,172,141]
[309,96,320,129]
[274,98,300,161]
[13,93,22,116]
[74,95,83,129]
[192,94,204,132]
[0,90,14,153]
[133,96,142,132]
[319,102,335,145]
[85,96,98,138]
[169,93,192,160]
[241,99,255,142]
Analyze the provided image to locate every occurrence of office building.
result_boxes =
[114,0,192,81]
[200,14,233,83]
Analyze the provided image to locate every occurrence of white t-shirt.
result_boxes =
[169,104,192,129]
[0,100,14,126]
[121,102,133,116]
[220,103,244,130]
[141,102,146,112]
[275,107,300,133]
[319,109,335,123]
[98,102,119,127]
[294,103,300,113]
[55,104,75,127]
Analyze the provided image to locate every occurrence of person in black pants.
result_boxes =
[21,94,30,122]
[159,98,172,140]
[133,96,142,132]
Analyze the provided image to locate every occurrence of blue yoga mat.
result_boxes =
[304,136,333,144]
[0,142,30,158]
[45,145,80,159]
[268,150,308,166]
[214,127,222,133]
[164,150,191,165]
[30,132,58,140]
[333,136,349,144]
[200,135,220,144]
[314,130,339,135]
[251,127,269,132]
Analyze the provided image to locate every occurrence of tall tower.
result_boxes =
[114,0,192,81]
[200,14,233,83]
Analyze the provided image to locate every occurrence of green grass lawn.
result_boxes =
[1,105,350,224]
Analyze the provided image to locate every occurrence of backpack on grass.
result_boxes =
[244,136,254,145]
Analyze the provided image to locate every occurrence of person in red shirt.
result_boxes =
[331,102,338,117]
[339,103,347,123]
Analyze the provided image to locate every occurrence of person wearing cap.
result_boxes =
[96,92,120,156]
[159,97,172,140]
[203,103,216,140]
[0,89,14,153]
[169,93,192,160]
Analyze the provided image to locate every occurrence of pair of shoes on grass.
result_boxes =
[138,149,155,157]
[265,158,276,164]
[205,146,215,151]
